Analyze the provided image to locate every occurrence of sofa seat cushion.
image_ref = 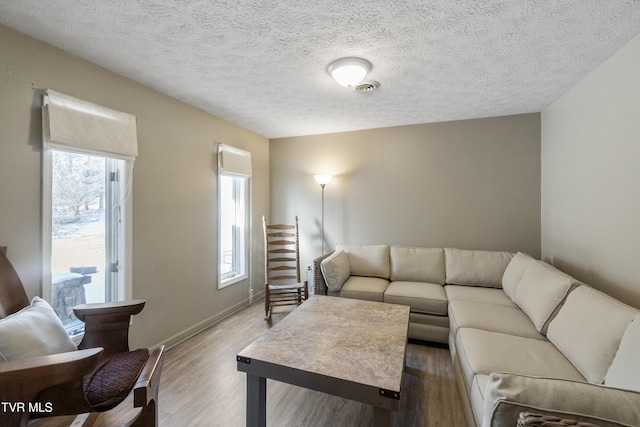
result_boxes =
[445,248,513,288]
[455,328,585,395]
[547,285,639,384]
[383,281,447,315]
[338,276,389,302]
[449,300,545,340]
[445,285,517,308]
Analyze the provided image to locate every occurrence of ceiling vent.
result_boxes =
[354,80,380,93]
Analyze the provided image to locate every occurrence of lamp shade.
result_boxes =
[314,175,332,185]
[327,58,371,87]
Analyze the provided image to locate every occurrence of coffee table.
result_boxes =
[237,295,410,427]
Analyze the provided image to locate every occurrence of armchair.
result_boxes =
[0,247,164,426]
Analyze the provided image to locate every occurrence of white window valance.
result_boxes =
[42,90,138,161]
[218,144,252,177]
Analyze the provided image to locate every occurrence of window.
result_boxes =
[42,90,137,337]
[219,175,248,286]
[217,144,251,289]
[47,150,129,335]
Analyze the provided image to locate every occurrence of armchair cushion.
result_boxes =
[83,348,149,411]
[0,296,77,362]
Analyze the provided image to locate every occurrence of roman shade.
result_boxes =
[42,90,138,161]
[218,144,252,177]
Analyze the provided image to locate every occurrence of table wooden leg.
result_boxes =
[373,406,392,427]
[246,374,267,427]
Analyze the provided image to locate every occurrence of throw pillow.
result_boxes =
[0,296,77,361]
[321,250,351,292]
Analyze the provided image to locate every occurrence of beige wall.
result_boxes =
[542,33,640,309]
[0,25,269,348]
[270,114,541,276]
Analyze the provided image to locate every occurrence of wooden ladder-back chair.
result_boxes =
[262,216,309,320]
[0,246,164,427]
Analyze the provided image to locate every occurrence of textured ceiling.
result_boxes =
[1,1,640,139]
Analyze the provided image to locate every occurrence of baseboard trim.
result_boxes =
[159,293,265,351]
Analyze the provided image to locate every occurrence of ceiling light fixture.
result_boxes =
[327,57,372,88]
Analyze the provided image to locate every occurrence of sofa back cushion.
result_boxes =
[514,260,577,333]
[444,248,513,288]
[335,244,389,279]
[605,314,640,392]
[320,250,351,292]
[390,246,445,284]
[547,286,639,384]
[502,252,535,301]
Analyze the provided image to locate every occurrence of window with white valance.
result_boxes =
[41,90,137,336]
[217,144,252,289]
[42,89,138,161]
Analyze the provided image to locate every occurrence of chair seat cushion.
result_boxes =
[83,348,149,411]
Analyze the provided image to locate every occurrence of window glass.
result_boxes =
[48,150,127,336]
[219,174,248,287]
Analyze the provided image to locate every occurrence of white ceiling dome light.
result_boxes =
[327,57,372,88]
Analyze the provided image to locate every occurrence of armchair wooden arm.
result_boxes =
[74,300,146,355]
[0,348,103,427]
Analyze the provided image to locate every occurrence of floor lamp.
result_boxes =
[314,175,332,255]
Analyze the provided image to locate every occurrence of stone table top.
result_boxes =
[238,295,410,393]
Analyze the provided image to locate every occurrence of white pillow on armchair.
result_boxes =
[0,296,77,361]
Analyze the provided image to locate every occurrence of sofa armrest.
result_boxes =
[312,252,334,295]
[482,372,640,427]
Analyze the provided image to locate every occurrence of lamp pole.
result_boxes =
[320,182,326,254]
[314,175,332,255]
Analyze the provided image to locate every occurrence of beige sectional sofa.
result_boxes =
[313,245,640,427]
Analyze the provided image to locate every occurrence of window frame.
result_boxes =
[42,148,133,337]
[218,173,250,289]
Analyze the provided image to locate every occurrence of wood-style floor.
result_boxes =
[31,300,466,426]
